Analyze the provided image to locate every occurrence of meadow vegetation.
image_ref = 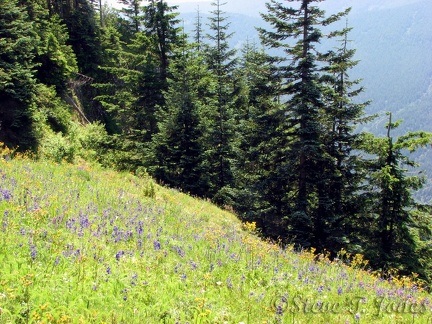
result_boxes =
[0,147,431,323]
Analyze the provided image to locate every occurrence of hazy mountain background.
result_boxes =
[107,0,432,201]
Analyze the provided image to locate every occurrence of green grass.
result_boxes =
[0,156,431,323]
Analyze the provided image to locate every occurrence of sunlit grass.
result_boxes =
[0,154,431,323]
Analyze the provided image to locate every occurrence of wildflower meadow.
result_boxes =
[0,153,431,323]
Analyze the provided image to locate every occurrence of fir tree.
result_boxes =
[193,6,203,51]
[143,0,181,82]
[35,14,78,93]
[316,18,373,253]
[139,0,181,139]
[361,114,432,280]
[118,0,143,35]
[258,0,352,249]
[202,0,237,204]
[0,0,38,149]
[231,41,290,238]
[150,38,209,196]
[94,27,155,168]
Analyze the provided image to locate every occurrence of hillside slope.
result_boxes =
[1,155,431,323]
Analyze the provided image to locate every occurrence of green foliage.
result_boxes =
[359,115,432,281]
[0,0,39,150]
[118,0,143,35]
[149,41,209,196]
[37,121,109,164]
[75,121,109,162]
[32,84,72,137]
[230,41,291,239]
[62,0,102,75]
[38,131,78,163]
[200,0,238,204]
[94,1,181,170]
[258,0,358,251]
[35,15,78,92]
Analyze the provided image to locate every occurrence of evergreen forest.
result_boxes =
[1,0,432,284]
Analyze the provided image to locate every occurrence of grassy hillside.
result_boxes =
[0,152,432,323]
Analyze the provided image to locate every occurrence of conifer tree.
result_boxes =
[361,114,432,280]
[143,0,181,83]
[118,0,143,36]
[93,22,157,167]
[193,6,203,50]
[139,0,181,139]
[35,14,78,93]
[316,19,372,253]
[202,0,237,204]
[149,38,210,195]
[0,0,38,149]
[48,0,102,76]
[231,42,290,238]
[258,0,352,249]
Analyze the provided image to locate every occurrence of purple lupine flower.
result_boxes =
[106,266,111,275]
[338,287,343,295]
[131,273,138,286]
[1,188,12,201]
[153,240,161,250]
[354,313,360,321]
[176,247,185,257]
[137,224,143,236]
[121,288,128,301]
[190,261,198,270]
[226,278,233,289]
[115,250,125,261]
[276,305,283,316]
[30,244,37,261]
